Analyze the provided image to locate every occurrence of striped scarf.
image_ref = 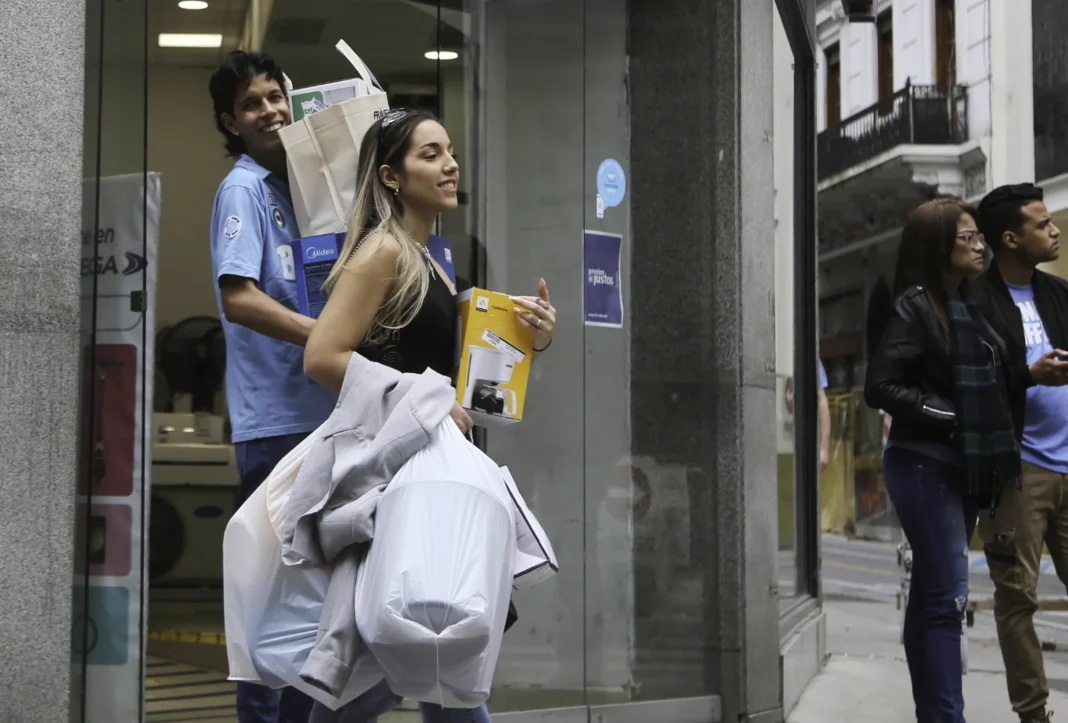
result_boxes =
[947,294,1021,508]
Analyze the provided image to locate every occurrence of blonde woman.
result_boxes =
[304,108,556,722]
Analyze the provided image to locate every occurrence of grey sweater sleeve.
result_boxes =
[300,546,368,697]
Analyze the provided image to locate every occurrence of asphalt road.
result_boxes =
[819,534,1068,641]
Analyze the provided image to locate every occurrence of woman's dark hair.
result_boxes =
[208,50,287,157]
[892,197,977,339]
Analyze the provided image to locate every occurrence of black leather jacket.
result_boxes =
[865,286,1012,445]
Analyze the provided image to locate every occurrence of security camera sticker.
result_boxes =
[224,215,242,239]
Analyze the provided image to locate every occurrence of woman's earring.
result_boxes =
[393,187,400,197]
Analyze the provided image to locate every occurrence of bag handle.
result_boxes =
[302,120,349,229]
[335,40,383,93]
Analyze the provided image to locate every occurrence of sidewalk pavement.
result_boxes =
[789,597,1068,722]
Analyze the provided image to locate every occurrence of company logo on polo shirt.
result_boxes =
[223,216,242,239]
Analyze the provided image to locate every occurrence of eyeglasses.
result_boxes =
[957,230,985,247]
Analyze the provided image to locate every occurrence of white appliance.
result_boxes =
[462,347,517,418]
[150,413,238,587]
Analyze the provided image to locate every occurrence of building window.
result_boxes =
[826,42,841,126]
[1032,0,1068,181]
[877,10,893,101]
[935,0,956,88]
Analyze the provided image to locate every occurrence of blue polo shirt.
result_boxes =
[209,155,335,443]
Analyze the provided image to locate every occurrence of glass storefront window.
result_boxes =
[774,0,820,618]
[69,0,817,719]
[76,0,155,719]
[773,2,801,608]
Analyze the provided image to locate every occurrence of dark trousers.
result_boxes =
[884,446,978,723]
[235,432,316,723]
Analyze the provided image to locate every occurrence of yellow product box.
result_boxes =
[455,288,533,426]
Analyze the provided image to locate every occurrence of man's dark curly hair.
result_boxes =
[208,50,287,157]
[977,183,1045,254]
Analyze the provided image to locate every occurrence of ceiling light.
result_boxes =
[158,33,222,48]
[178,0,209,9]
[425,50,459,61]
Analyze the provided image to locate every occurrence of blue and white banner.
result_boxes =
[78,172,160,722]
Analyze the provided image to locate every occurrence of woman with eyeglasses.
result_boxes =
[865,198,1022,723]
[303,108,556,723]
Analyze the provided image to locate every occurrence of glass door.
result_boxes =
[76,0,154,720]
[473,0,589,714]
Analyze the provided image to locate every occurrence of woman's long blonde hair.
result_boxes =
[322,110,437,346]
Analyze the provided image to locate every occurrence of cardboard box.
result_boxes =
[289,77,370,122]
[292,233,346,319]
[292,234,458,319]
[455,289,533,426]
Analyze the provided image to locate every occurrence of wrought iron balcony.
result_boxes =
[817,81,969,182]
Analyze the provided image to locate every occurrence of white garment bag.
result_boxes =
[223,483,384,708]
[354,420,516,708]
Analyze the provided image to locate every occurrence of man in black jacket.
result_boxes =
[973,182,1068,723]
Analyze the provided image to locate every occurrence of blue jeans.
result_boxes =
[884,446,978,723]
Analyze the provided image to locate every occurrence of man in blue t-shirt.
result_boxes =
[974,183,1068,723]
[208,50,399,723]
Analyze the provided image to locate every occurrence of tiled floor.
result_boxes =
[143,655,418,722]
[145,656,236,722]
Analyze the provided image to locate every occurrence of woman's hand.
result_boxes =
[511,278,556,352]
[450,402,473,434]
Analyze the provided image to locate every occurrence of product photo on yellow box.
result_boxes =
[454,288,533,426]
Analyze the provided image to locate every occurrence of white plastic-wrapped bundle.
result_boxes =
[355,419,516,708]
[223,483,384,709]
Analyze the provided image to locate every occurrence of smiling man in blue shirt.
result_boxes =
[207,50,398,723]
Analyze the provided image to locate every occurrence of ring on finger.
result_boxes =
[536,317,542,328]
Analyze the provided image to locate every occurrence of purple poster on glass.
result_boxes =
[583,230,623,328]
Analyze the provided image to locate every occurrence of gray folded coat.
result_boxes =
[275,351,456,697]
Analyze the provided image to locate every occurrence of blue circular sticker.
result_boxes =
[596,159,626,208]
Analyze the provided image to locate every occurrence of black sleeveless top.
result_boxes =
[358,267,456,377]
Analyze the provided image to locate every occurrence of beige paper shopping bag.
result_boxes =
[278,40,390,237]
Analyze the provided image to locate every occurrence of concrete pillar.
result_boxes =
[0,0,86,720]
[629,0,782,719]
